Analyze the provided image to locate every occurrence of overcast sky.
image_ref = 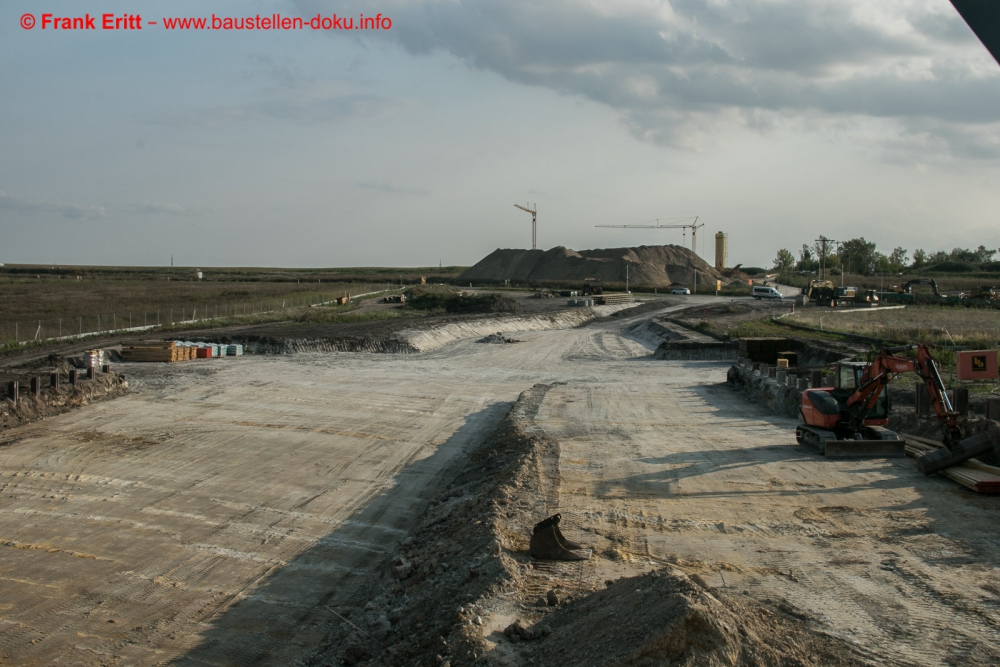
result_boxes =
[1,0,998,268]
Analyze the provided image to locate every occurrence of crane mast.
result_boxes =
[514,203,537,250]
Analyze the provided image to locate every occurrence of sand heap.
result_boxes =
[459,245,731,288]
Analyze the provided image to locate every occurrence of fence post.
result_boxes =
[59,318,62,337]
[69,370,77,387]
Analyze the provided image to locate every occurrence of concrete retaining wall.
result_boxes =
[655,341,739,360]
[726,362,804,418]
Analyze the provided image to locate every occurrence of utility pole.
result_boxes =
[514,203,537,249]
[816,236,834,281]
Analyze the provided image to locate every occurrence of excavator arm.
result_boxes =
[846,345,961,445]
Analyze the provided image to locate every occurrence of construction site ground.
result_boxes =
[1,299,998,665]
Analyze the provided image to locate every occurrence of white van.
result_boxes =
[752,285,783,300]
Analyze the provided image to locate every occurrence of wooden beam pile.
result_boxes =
[904,434,1000,493]
[120,342,189,363]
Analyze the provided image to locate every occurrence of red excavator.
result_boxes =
[797,344,962,457]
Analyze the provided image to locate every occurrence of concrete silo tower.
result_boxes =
[714,232,728,272]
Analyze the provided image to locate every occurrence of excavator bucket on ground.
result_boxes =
[529,514,592,561]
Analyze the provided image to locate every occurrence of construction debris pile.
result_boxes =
[477,332,521,344]
[458,244,732,288]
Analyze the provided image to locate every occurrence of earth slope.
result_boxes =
[458,244,730,287]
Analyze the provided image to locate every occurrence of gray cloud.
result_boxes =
[0,191,193,220]
[295,0,1000,158]
[0,190,108,220]
[126,202,190,216]
[356,180,429,195]
[141,91,395,128]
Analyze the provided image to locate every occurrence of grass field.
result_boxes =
[0,264,465,345]
[784,305,1000,347]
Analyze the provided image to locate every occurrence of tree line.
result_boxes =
[772,237,999,275]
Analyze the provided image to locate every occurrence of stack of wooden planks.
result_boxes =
[120,342,189,363]
[904,434,1000,493]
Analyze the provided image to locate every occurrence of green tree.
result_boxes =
[974,245,997,263]
[837,237,877,274]
[773,248,795,272]
[949,247,977,263]
[796,244,816,271]
[911,249,927,269]
[887,247,908,273]
[928,250,949,265]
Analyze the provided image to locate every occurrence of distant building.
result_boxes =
[715,232,728,271]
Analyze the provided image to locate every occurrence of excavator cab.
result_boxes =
[832,362,888,421]
[798,360,898,456]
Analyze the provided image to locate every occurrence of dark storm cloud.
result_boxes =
[295,0,1000,158]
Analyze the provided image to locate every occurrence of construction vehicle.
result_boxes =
[582,278,603,296]
[887,278,940,295]
[803,280,837,306]
[802,281,876,307]
[968,285,998,300]
[853,288,880,305]
[797,344,961,457]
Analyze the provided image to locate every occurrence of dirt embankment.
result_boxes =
[459,245,731,288]
[310,385,876,667]
[1,369,129,432]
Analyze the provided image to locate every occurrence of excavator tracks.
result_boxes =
[796,425,905,459]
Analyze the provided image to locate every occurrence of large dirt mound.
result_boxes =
[528,569,871,667]
[459,245,731,288]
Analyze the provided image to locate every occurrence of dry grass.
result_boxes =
[785,306,1000,347]
[0,264,467,344]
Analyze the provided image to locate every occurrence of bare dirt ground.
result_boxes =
[0,299,997,665]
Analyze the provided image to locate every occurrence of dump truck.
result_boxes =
[582,278,603,296]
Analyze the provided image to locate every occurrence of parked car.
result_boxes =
[752,285,783,300]
[670,288,691,295]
